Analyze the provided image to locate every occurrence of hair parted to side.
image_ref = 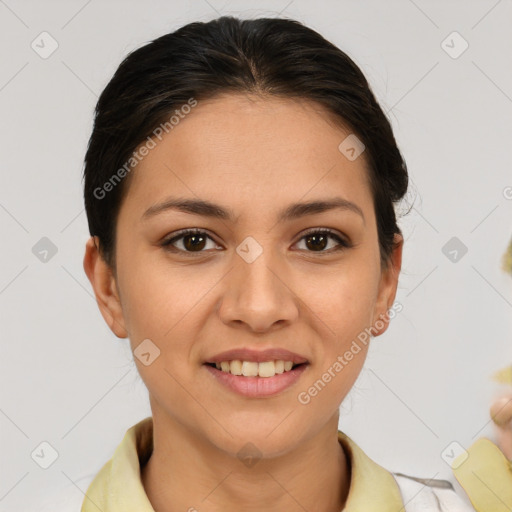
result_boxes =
[83,16,409,273]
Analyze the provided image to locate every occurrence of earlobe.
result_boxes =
[371,234,403,337]
[83,236,128,339]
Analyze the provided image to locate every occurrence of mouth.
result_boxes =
[202,347,310,397]
[204,360,308,378]
[203,360,309,397]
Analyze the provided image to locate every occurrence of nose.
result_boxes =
[217,248,299,334]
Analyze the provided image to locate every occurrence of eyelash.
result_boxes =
[160,228,351,255]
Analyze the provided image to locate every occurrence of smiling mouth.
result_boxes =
[203,359,310,398]
[204,360,308,378]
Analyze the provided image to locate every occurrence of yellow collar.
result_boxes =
[81,416,404,511]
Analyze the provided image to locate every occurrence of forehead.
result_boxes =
[122,93,373,219]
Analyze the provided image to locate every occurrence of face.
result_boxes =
[84,93,402,457]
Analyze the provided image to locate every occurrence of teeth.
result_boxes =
[258,361,275,378]
[241,361,259,377]
[213,359,300,377]
[230,360,242,375]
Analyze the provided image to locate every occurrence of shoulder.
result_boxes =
[392,472,476,512]
[392,438,512,511]
[452,437,512,511]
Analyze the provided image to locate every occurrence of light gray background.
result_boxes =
[1,0,512,510]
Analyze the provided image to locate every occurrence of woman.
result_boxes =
[76,16,511,512]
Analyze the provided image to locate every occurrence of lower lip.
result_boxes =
[203,363,309,398]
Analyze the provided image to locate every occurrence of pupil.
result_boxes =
[184,234,206,251]
[306,234,327,251]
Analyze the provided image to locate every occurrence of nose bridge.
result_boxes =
[219,239,299,331]
[239,247,281,298]
[237,240,285,304]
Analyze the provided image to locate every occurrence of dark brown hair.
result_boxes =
[83,16,409,271]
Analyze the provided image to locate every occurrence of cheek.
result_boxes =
[294,268,376,402]
[118,253,218,342]
[298,266,378,339]
[117,262,208,396]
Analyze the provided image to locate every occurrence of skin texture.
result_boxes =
[83,93,403,512]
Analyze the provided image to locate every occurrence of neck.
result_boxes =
[141,409,350,512]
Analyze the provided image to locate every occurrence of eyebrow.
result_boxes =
[142,196,365,224]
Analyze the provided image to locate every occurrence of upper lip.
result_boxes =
[205,348,309,364]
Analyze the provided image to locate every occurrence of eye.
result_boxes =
[294,228,351,253]
[160,229,221,254]
[160,228,351,255]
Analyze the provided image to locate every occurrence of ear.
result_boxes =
[83,236,128,338]
[371,233,403,337]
